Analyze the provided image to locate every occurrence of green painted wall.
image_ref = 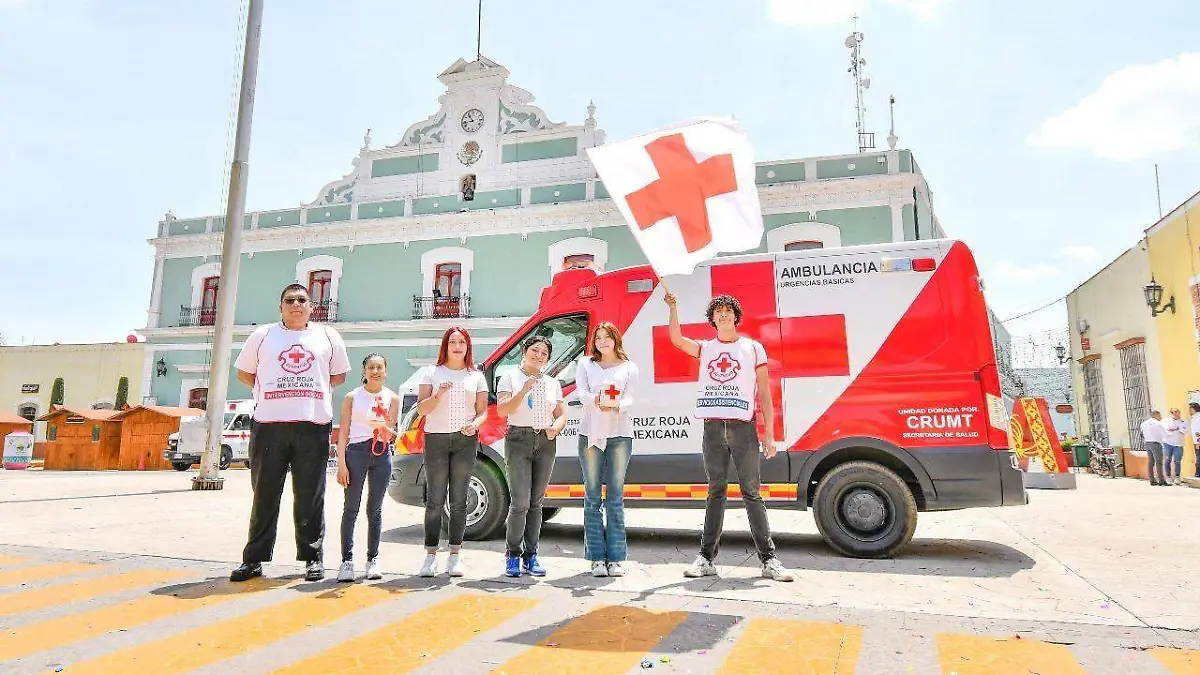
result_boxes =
[595,182,609,199]
[258,209,301,229]
[815,206,892,245]
[412,195,465,216]
[231,250,300,324]
[371,153,439,178]
[816,155,888,179]
[212,215,253,233]
[501,137,578,163]
[306,205,352,224]
[464,188,520,210]
[902,204,917,240]
[359,200,405,219]
[169,219,206,236]
[158,257,205,326]
[530,183,586,204]
[756,162,805,185]
[899,150,913,173]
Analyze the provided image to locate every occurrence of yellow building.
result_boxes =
[1144,189,1200,476]
[0,343,148,431]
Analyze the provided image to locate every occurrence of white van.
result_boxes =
[163,399,255,471]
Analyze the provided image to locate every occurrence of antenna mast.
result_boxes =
[1155,164,1164,219]
[846,16,874,153]
[476,0,483,60]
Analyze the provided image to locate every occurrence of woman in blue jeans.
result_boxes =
[575,322,639,577]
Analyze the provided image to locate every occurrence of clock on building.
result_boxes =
[460,108,485,133]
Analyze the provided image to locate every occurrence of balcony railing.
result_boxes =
[413,295,472,320]
[179,306,216,327]
[310,301,338,323]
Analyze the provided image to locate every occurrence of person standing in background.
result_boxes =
[1141,411,1168,487]
[1163,408,1188,486]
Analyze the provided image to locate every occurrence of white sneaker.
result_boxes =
[337,560,355,583]
[762,557,795,582]
[418,553,437,578]
[591,561,609,577]
[446,553,465,578]
[365,557,382,580]
[683,555,717,578]
[607,562,625,577]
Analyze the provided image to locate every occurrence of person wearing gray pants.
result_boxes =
[1141,411,1168,486]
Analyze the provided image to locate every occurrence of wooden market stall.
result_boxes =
[113,406,203,471]
[0,411,34,440]
[37,407,123,471]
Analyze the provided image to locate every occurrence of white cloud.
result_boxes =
[990,260,1062,282]
[766,0,950,25]
[1060,245,1099,262]
[1028,52,1200,162]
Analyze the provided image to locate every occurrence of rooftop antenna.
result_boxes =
[845,16,874,153]
[1155,163,1163,219]
[476,0,483,60]
[887,95,898,150]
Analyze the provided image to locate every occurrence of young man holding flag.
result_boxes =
[588,117,794,581]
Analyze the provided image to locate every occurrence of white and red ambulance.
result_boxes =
[163,399,255,471]
[388,238,1026,558]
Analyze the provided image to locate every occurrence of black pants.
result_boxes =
[699,419,777,563]
[242,421,331,564]
[423,432,478,550]
[341,440,392,561]
[504,426,556,558]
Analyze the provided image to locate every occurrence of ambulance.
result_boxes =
[388,239,1027,558]
[163,399,255,471]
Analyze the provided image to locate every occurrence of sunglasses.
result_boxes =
[283,297,309,305]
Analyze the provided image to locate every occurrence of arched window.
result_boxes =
[547,237,608,278]
[188,387,208,411]
[784,240,824,251]
[766,222,841,253]
[562,253,595,270]
[308,269,334,321]
[419,248,474,319]
[296,255,344,322]
[200,276,219,326]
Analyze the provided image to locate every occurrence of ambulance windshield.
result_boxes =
[489,314,589,395]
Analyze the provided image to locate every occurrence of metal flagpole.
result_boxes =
[194,0,265,491]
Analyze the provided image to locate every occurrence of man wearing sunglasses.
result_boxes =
[230,283,351,582]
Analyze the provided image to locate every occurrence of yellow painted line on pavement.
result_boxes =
[490,605,686,675]
[0,562,99,587]
[0,576,293,662]
[271,593,539,675]
[0,568,191,617]
[1152,647,1200,673]
[936,633,1085,674]
[39,583,403,675]
[0,555,29,567]
[716,618,863,675]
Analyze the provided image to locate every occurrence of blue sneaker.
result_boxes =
[523,554,546,577]
[504,555,521,578]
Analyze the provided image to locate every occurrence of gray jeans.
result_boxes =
[1145,441,1166,483]
[504,426,556,558]
[422,432,478,550]
[700,419,777,564]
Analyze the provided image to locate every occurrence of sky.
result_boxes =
[1,0,1198,353]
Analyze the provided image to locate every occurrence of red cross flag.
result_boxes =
[586,118,763,277]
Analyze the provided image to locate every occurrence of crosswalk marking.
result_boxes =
[936,633,1086,674]
[0,561,99,587]
[490,605,687,675]
[0,568,191,617]
[0,576,293,661]
[43,583,406,675]
[0,555,28,567]
[270,592,540,675]
[716,618,863,675]
[1151,647,1200,674]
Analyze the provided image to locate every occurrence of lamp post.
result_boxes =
[1144,277,1176,317]
[1054,343,1068,365]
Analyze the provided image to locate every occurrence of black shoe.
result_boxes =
[1151,481,1161,486]
[305,561,324,582]
[230,562,263,582]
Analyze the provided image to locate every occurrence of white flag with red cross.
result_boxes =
[586,117,764,277]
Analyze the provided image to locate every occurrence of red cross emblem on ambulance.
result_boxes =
[707,352,741,383]
[278,344,315,374]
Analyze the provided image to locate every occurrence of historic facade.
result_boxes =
[139,56,945,409]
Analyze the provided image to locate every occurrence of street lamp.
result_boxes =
[1054,343,1068,365]
[1144,277,1176,317]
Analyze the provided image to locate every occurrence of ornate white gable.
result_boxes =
[307,56,604,208]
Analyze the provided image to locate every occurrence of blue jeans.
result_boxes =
[1163,444,1184,481]
[578,435,632,562]
[340,439,392,562]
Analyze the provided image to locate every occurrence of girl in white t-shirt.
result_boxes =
[496,336,566,578]
[415,327,489,578]
[334,354,398,582]
[575,321,639,578]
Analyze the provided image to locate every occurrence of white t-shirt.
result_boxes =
[346,386,397,444]
[694,337,767,422]
[1164,417,1189,446]
[1141,418,1166,444]
[1192,413,1200,442]
[498,369,563,430]
[419,365,488,434]
[576,357,639,441]
[234,322,351,425]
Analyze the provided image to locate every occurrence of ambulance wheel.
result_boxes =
[219,446,233,471]
[541,508,561,522]
[171,462,190,472]
[462,459,510,541]
[813,460,918,559]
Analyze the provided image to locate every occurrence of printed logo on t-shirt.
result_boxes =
[707,352,741,384]
[278,344,316,374]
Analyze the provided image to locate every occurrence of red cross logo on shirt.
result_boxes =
[626,133,738,254]
[651,261,851,441]
[277,344,315,374]
[370,396,387,420]
[602,384,622,401]
[707,352,741,383]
